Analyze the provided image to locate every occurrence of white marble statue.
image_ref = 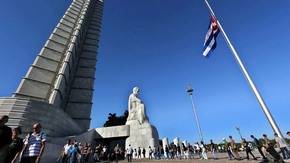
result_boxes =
[126,87,149,124]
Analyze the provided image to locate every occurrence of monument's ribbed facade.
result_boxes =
[0,0,103,137]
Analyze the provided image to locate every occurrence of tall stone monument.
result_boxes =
[0,0,103,137]
[125,87,159,154]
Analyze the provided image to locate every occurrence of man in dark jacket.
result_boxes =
[0,115,12,163]
[250,135,267,160]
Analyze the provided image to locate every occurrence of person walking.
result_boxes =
[229,136,241,160]
[250,135,267,160]
[20,123,46,163]
[209,140,217,160]
[223,138,235,160]
[242,138,257,160]
[200,141,208,160]
[262,134,284,163]
[114,144,121,163]
[274,133,289,160]
[0,115,12,163]
[7,127,24,163]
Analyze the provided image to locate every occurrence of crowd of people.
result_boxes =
[0,115,46,163]
[220,134,290,163]
[59,132,290,163]
[59,141,128,163]
[1,114,290,163]
[121,134,290,163]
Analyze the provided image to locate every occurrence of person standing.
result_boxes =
[165,145,169,159]
[68,143,80,163]
[7,127,24,163]
[93,144,101,162]
[160,147,164,159]
[148,146,153,159]
[250,135,267,160]
[133,149,137,159]
[20,123,46,163]
[156,147,160,159]
[126,144,133,162]
[209,140,217,160]
[142,148,146,158]
[62,139,72,163]
[82,143,91,162]
[137,147,141,159]
[176,144,181,159]
[102,145,108,161]
[287,132,290,137]
[242,138,257,160]
[274,133,289,160]
[0,115,12,163]
[182,143,188,159]
[114,144,120,163]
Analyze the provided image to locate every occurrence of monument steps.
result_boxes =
[0,0,104,152]
[0,97,85,136]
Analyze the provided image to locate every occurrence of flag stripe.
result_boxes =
[202,16,220,57]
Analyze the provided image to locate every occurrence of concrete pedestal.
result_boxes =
[125,120,159,157]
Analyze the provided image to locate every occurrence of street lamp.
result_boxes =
[235,126,243,139]
[186,85,204,142]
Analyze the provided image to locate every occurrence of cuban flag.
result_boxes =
[202,16,220,57]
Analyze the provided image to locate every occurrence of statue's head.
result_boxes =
[132,86,140,95]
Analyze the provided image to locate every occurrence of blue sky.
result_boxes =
[0,0,290,143]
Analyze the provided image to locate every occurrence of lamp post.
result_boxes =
[235,126,243,139]
[186,86,204,142]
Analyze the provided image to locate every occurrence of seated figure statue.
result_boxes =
[126,87,149,125]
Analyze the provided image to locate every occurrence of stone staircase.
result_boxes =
[0,97,83,137]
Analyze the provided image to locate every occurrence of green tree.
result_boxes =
[103,110,128,127]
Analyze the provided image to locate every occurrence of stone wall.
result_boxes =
[0,97,83,137]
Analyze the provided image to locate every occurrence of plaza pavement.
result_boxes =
[120,159,259,163]
[118,152,290,163]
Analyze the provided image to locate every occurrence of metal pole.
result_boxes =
[204,0,284,138]
[187,88,204,142]
[236,127,243,139]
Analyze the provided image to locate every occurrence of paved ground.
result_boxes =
[119,158,260,163]
[118,152,259,163]
[117,152,290,163]
[119,158,290,163]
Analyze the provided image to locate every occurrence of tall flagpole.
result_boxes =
[204,0,284,138]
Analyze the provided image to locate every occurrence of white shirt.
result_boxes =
[275,137,288,148]
[23,132,46,157]
[64,144,72,154]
